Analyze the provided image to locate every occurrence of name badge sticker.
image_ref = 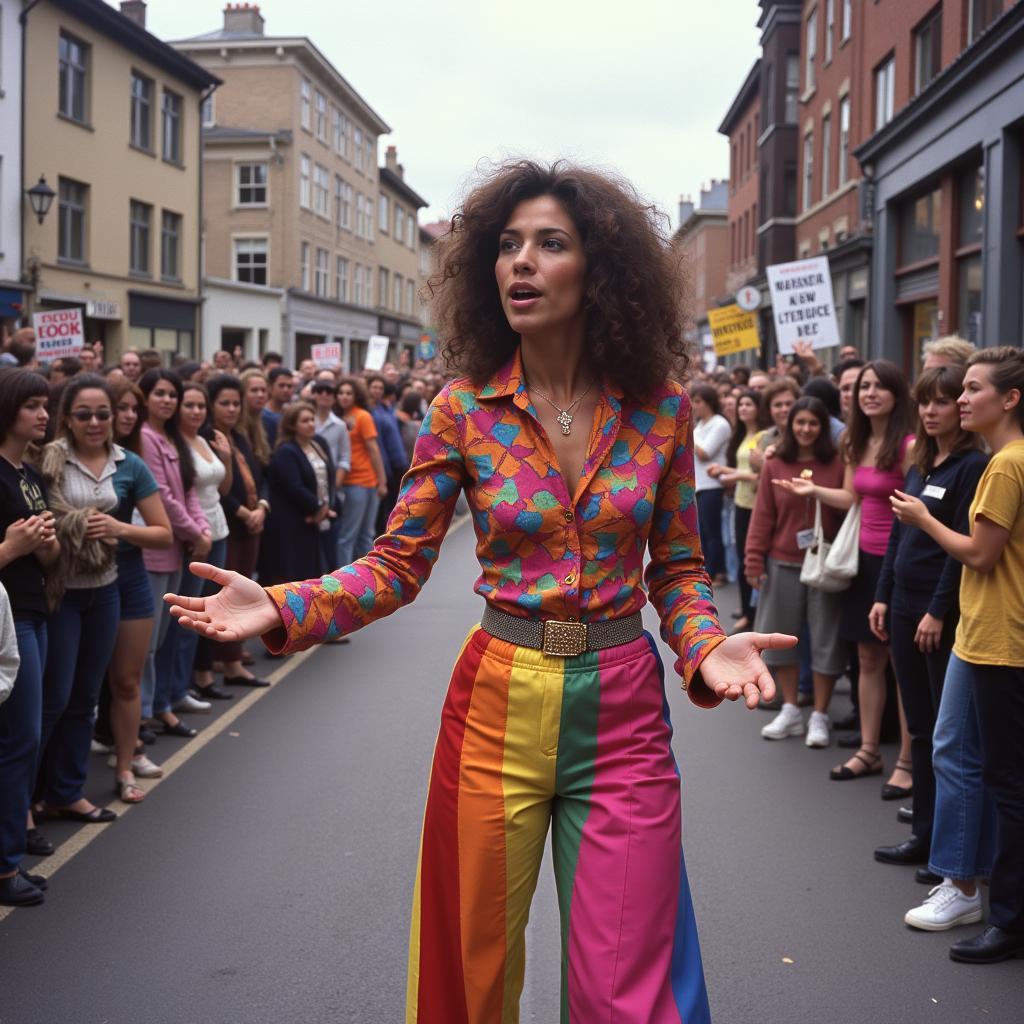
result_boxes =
[922,484,947,500]
[796,528,816,550]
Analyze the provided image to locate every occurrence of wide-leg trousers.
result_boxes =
[406,627,711,1024]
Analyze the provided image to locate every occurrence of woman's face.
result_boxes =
[11,395,49,445]
[690,394,707,420]
[791,410,821,451]
[180,388,207,434]
[244,377,268,414]
[721,394,737,422]
[67,388,112,449]
[770,392,795,431]
[737,396,759,426]
[337,384,354,411]
[212,388,242,431]
[146,380,178,425]
[114,393,138,441]
[959,364,1019,433]
[295,409,317,441]
[857,368,895,419]
[919,391,960,439]
[495,194,587,339]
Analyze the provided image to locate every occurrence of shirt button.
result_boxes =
[563,510,574,523]
[564,573,576,585]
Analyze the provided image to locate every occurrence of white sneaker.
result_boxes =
[90,739,112,755]
[805,711,831,748]
[106,754,164,778]
[173,694,212,714]
[761,703,805,740]
[904,881,983,931]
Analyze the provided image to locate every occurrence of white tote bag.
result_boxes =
[800,500,851,593]
[823,500,861,581]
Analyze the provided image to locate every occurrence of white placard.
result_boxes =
[33,308,85,360]
[363,334,390,372]
[766,256,840,354]
[311,341,341,368]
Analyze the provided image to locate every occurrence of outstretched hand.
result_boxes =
[164,563,282,643]
[697,631,797,709]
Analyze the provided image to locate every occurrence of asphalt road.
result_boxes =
[2,515,1021,1023]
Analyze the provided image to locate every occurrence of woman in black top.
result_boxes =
[869,364,987,865]
[0,369,60,907]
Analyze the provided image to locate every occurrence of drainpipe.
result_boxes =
[18,0,45,322]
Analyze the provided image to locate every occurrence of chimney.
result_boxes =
[223,3,265,36]
[700,180,729,211]
[119,0,147,28]
[385,145,400,173]
[678,195,694,226]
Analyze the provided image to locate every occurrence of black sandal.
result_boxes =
[161,719,197,738]
[830,747,882,781]
[881,758,914,801]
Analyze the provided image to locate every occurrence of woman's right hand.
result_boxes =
[1,516,48,558]
[868,602,889,643]
[772,477,815,498]
[165,563,282,642]
[246,506,266,534]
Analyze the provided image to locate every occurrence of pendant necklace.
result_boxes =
[526,377,595,436]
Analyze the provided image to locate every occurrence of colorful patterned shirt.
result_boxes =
[264,348,727,706]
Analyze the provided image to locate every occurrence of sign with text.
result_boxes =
[707,304,760,357]
[766,256,840,354]
[311,341,341,368]
[33,308,84,360]
[363,334,390,372]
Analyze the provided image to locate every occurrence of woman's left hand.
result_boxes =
[697,632,797,708]
[85,511,123,542]
[915,612,944,653]
[890,490,929,527]
[210,429,232,463]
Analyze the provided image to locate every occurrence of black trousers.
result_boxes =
[734,504,755,623]
[971,662,1024,933]
[887,594,956,844]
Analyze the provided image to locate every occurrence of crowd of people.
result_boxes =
[0,334,448,908]
[1,326,1022,966]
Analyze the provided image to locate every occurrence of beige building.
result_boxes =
[174,4,392,369]
[22,0,217,358]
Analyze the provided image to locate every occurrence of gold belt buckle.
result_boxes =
[542,620,588,657]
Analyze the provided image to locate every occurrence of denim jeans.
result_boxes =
[156,539,227,713]
[337,484,380,567]
[0,620,47,873]
[929,653,996,881]
[722,494,738,583]
[140,568,182,720]
[695,488,725,580]
[39,583,120,806]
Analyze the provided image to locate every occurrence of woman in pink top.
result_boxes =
[785,361,914,787]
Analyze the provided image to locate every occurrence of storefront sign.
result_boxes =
[86,299,122,320]
[364,334,390,372]
[311,341,342,368]
[707,304,760,357]
[735,285,761,312]
[766,256,840,354]
[32,308,84,360]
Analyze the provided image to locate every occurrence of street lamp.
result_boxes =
[26,175,56,225]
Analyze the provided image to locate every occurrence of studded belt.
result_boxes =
[481,605,644,658]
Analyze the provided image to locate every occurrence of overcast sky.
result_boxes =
[130,0,762,228]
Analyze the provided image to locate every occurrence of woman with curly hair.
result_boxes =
[167,160,793,1022]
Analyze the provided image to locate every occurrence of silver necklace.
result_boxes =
[526,378,595,436]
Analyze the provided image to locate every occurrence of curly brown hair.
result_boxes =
[429,160,689,400]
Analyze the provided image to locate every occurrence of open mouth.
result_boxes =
[508,284,541,304]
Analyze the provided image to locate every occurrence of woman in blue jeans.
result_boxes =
[892,346,1024,963]
[0,369,59,907]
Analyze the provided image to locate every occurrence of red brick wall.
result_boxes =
[726,93,760,293]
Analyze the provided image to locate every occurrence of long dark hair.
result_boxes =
[841,360,912,470]
[429,160,689,399]
[206,374,243,442]
[110,380,145,455]
[0,368,49,444]
[726,389,768,467]
[912,365,981,476]
[139,368,195,492]
[775,396,837,465]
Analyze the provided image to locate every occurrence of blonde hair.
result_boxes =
[922,335,975,366]
[239,368,271,465]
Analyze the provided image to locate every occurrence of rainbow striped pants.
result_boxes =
[406,627,711,1023]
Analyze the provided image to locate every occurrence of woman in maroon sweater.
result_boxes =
[747,397,848,748]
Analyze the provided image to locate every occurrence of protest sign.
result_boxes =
[708,304,760,357]
[32,308,84,361]
[766,256,840,354]
[311,341,341,368]
[364,334,390,372]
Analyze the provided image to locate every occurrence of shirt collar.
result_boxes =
[477,345,624,405]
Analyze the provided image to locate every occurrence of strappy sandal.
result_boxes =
[881,758,914,801]
[830,747,882,781]
[115,775,145,804]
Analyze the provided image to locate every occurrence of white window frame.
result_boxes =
[129,199,151,275]
[314,90,327,142]
[825,0,834,63]
[353,262,363,305]
[841,0,852,40]
[161,210,182,281]
[784,53,800,122]
[379,266,389,306]
[314,247,329,296]
[395,205,404,242]
[59,32,88,123]
[313,163,330,218]
[340,181,352,230]
[379,194,390,233]
[406,280,415,315]
[802,130,814,213]
[161,89,182,163]
[130,70,154,150]
[236,162,269,207]
[336,255,349,302]
[838,96,850,186]
[406,216,415,249]
[874,56,895,130]
[201,91,215,128]
[300,77,311,130]
[821,114,832,197]
[234,236,269,285]
[355,193,364,238]
[393,273,402,313]
[299,154,311,209]
[300,241,310,291]
[364,265,373,307]
[805,9,818,91]
[354,127,364,171]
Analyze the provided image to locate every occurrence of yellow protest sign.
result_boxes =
[708,304,760,356]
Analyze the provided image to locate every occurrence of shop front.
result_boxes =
[128,292,199,362]
[286,290,377,371]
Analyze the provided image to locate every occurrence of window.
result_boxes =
[339,179,352,229]
[899,186,942,264]
[394,274,403,313]
[825,0,834,62]
[379,194,390,232]
[237,163,268,206]
[333,107,346,155]
[336,256,349,301]
[300,77,311,130]
[406,280,415,315]
[354,262,363,305]
[969,0,1003,43]
[59,32,88,122]
[959,164,985,247]
[805,9,818,92]
[379,267,390,305]
[874,56,895,130]
[314,247,329,296]
[958,255,983,342]
[201,92,214,128]
[235,238,268,285]
[783,163,797,217]
[838,96,850,186]
[314,164,330,217]
[314,91,327,142]
[354,127,363,171]
[58,178,87,263]
[162,90,182,163]
[821,114,832,197]
[395,205,405,242]
[129,200,151,274]
[802,131,814,212]
[161,210,181,280]
[841,0,852,40]
[300,242,310,291]
[130,71,154,150]
[364,265,373,307]
[407,216,415,249]
[914,8,942,95]
[365,137,375,177]
[784,54,800,123]
[299,155,311,209]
